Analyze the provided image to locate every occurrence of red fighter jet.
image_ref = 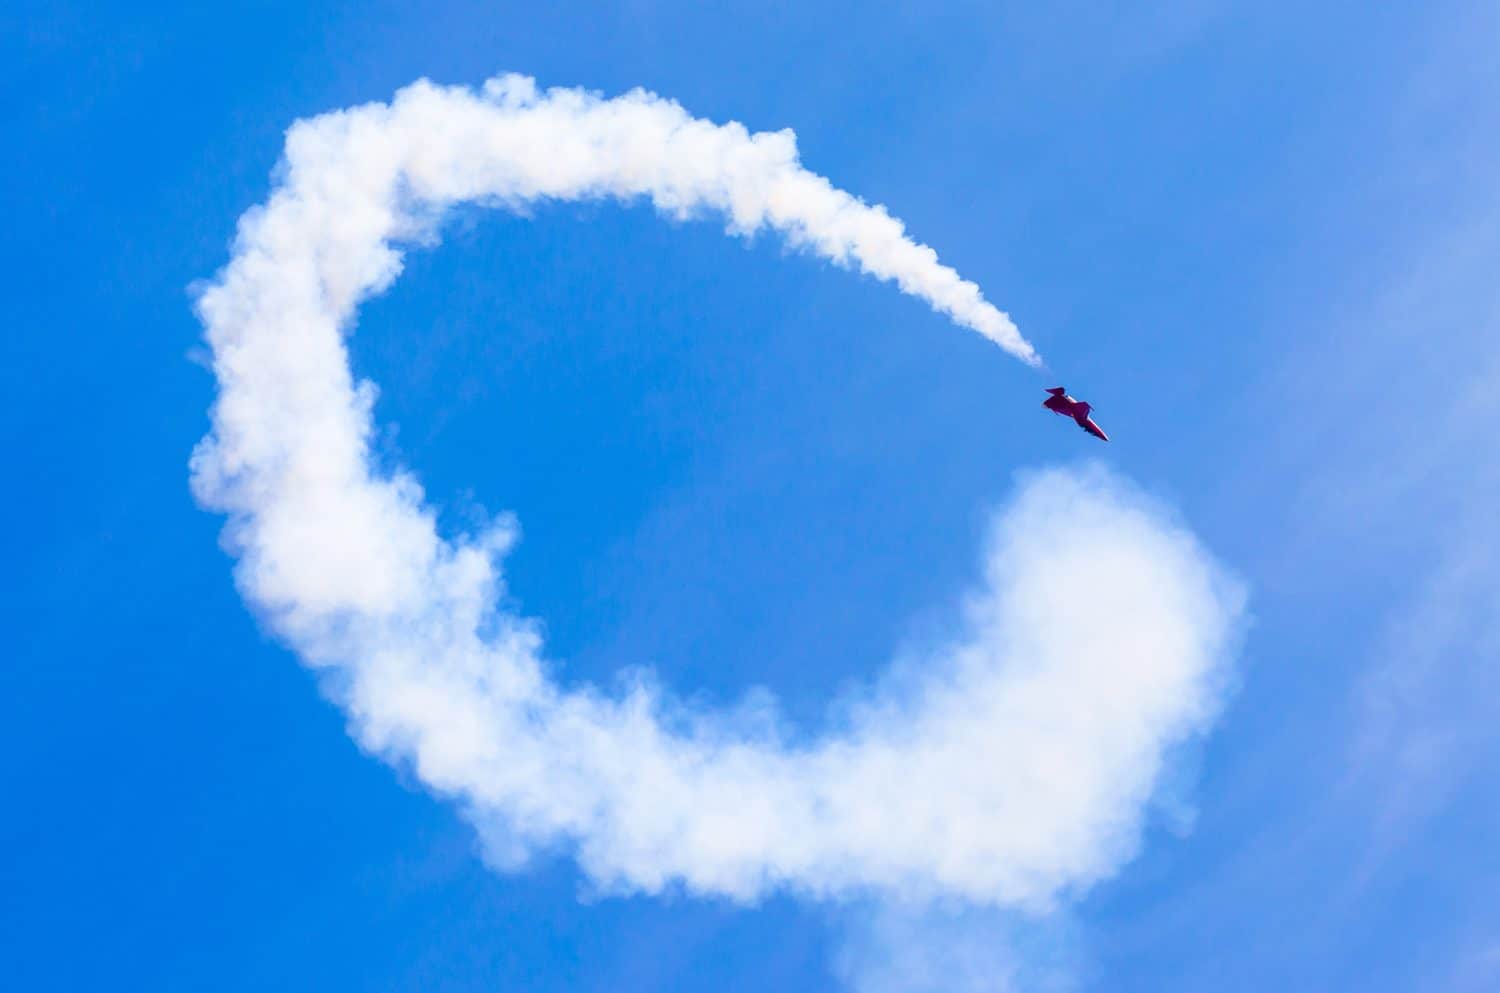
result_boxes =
[1042,387,1109,441]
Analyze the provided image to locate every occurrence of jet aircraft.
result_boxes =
[1042,387,1109,441]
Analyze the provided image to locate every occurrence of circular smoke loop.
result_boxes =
[193,74,1244,907]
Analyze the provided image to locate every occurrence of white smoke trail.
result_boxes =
[193,75,1242,908]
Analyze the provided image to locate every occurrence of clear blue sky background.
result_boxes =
[5,1,1498,990]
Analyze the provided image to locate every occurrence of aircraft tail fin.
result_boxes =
[1045,386,1067,396]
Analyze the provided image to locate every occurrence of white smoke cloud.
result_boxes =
[192,75,1243,912]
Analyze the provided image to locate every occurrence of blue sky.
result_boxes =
[5,2,1498,991]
